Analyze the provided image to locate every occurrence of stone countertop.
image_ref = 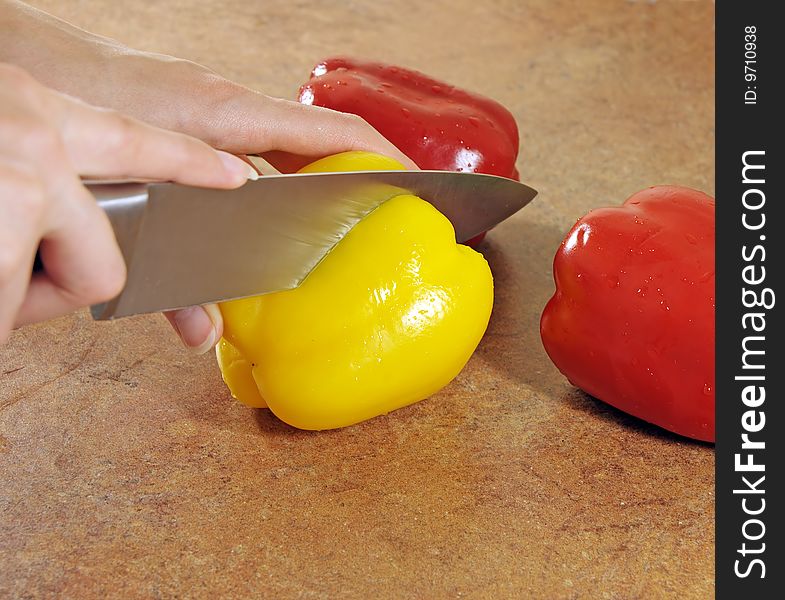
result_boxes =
[1,1,715,598]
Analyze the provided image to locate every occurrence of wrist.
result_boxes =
[0,0,117,87]
[1,0,260,154]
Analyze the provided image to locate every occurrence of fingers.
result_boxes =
[0,165,44,341]
[205,89,419,170]
[10,45,418,171]
[0,67,129,328]
[164,303,223,354]
[0,63,258,337]
[53,96,254,188]
[13,175,126,326]
[261,98,419,169]
[1,58,415,346]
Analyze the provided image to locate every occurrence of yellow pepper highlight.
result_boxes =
[216,151,493,430]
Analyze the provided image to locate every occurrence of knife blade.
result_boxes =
[89,170,537,319]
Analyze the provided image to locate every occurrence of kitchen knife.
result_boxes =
[87,170,538,319]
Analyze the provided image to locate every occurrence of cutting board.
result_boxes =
[0,0,715,597]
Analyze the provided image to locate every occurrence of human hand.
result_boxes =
[0,63,253,344]
[2,1,418,352]
[0,2,417,169]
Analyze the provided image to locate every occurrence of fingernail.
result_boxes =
[173,306,218,355]
[202,303,224,339]
[217,150,259,182]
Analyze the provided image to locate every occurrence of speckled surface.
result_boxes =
[1,1,714,598]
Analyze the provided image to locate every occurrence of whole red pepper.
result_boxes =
[297,57,522,244]
[540,186,715,442]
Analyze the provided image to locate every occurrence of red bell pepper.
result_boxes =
[540,186,715,442]
[297,57,522,244]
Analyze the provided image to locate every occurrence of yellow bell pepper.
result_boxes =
[216,151,493,430]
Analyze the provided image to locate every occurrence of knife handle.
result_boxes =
[31,182,150,318]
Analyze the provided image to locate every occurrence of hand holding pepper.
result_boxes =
[0,1,417,350]
[0,63,253,344]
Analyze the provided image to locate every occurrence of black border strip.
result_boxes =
[716,2,783,597]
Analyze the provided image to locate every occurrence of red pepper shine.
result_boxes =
[298,57,523,245]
